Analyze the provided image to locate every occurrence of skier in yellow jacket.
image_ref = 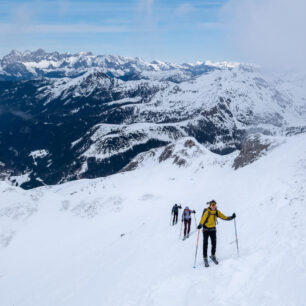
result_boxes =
[197,200,235,267]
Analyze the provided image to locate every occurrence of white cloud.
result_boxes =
[138,0,155,15]
[197,22,222,30]
[0,23,133,34]
[57,0,70,15]
[13,4,33,25]
[175,3,194,16]
[0,4,34,52]
[221,0,306,72]
[137,0,156,31]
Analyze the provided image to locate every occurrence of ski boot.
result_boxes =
[204,257,209,267]
[210,255,219,265]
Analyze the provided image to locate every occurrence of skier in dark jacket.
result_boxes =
[171,203,182,225]
[182,206,196,239]
[197,200,236,267]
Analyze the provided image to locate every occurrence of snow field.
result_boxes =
[0,134,306,305]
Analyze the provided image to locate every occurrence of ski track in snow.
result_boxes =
[0,134,306,306]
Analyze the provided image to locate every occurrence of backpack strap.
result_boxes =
[201,208,207,217]
[202,208,212,227]
[215,210,218,224]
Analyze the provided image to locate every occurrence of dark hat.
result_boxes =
[207,200,217,205]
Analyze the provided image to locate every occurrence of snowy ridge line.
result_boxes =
[0,49,243,82]
[79,122,187,160]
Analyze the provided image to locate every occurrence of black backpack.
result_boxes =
[201,208,218,226]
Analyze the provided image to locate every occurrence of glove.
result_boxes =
[197,224,203,229]
[193,210,196,214]
[232,213,236,219]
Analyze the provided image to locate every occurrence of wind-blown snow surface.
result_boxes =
[0,134,306,306]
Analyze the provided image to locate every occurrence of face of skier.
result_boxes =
[210,203,217,210]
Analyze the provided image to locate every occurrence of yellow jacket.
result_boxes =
[199,208,229,228]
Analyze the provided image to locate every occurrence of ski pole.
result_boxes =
[170,213,173,226]
[179,220,183,239]
[193,229,200,268]
[234,218,239,257]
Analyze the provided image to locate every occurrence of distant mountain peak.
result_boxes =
[0,49,243,82]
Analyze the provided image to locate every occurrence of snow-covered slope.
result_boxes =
[1,133,305,305]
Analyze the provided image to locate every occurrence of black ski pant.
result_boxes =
[173,212,178,225]
[184,219,191,236]
[203,228,216,258]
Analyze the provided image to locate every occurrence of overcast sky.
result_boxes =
[0,0,304,69]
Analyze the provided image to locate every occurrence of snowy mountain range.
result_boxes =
[0,49,306,189]
[0,49,234,82]
[1,49,306,305]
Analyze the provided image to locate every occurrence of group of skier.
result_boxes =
[171,200,236,267]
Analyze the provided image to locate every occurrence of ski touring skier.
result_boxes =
[182,206,196,240]
[171,203,182,225]
[197,200,236,267]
